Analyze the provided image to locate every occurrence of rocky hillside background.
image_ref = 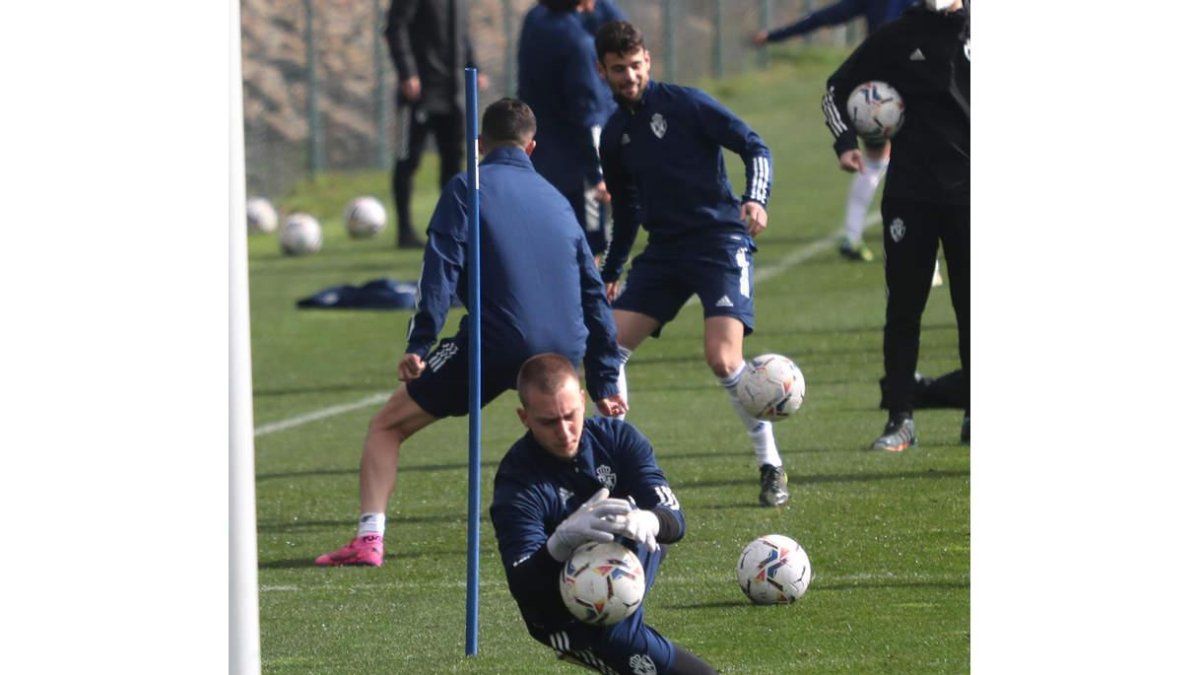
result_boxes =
[240,0,848,198]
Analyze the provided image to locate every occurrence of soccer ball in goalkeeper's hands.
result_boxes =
[559,541,645,626]
[736,534,812,605]
[735,354,806,421]
[847,81,905,142]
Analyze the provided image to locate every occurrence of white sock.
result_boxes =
[842,157,888,243]
[721,363,783,468]
[614,345,632,421]
[357,512,386,537]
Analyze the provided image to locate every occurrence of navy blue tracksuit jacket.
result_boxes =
[405,146,621,402]
[518,6,611,201]
[491,416,686,672]
[765,0,916,42]
[598,81,772,283]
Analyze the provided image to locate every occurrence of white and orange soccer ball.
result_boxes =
[736,534,812,605]
[847,81,906,142]
[735,354,806,421]
[559,541,646,626]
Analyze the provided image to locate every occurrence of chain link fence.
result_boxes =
[241,0,864,200]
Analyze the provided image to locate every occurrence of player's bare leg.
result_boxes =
[704,316,788,506]
[610,309,662,421]
[316,385,438,566]
[359,386,438,512]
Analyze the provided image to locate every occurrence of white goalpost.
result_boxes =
[230,0,262,672]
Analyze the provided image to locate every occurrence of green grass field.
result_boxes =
[249,49,968,674]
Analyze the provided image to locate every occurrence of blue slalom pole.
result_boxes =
[464,66,482,657]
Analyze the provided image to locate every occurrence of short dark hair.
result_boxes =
[594,20,645,61]
[517,353,579,407]
[539,0,583,11]
[481,98,537,146]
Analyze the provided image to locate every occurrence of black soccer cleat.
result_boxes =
[758,464,790,507]
[838,238,875,262]
[960,413,970,444]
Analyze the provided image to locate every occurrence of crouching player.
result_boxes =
[490,354,717,675]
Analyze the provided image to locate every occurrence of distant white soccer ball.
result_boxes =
[736,534,812,605]
[247,196,278,234]
[344,196,388,239]
[847,81,906,142]
[279,213,323,256]
[559,541,646,626]
[736,354,806,421]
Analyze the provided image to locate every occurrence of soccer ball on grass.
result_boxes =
[279,213,323,256]
[246,196,278,234]
[344,196,388,239]
[736,534,812,605]
[559,541,646,626]
[735,354,806,421]
[847,81,906,142]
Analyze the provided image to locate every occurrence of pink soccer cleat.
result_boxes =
[315,534,384,567]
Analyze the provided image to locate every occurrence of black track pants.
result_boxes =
[879,197,970,417]
[392,106,464,243]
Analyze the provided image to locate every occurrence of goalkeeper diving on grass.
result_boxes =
[316,99,627,567]
[491,353,717,675]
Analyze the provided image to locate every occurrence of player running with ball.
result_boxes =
[593,21,789,507]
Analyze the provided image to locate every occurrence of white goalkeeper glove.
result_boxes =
[546,488,632,562]
[608,508,661,553]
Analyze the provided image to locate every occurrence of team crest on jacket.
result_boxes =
[596,464,616,490]
[629,653,657,675]
[650,113,667,139]
[964,39,971,62]
[889,217,906,243]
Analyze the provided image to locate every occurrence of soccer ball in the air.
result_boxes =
[559,541,646,626]
[279,213,323,256]
[735,354,806,421]
[847,81,906,142]
[344,196,388,239]
[247,196,278,234]
[736,534,812,605]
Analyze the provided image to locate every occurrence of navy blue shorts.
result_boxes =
[612,237,756,336]
[405,334,522,418]
[538,544,678,675]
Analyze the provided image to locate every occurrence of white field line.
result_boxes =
[252,216,880,438]
[253,391,391,437]
[260,567,964,593]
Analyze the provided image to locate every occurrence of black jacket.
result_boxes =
[384,0,478,113]
[823,5,970,205]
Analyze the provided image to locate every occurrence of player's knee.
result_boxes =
[706,355,739,379]
[368,393,412,436]
[366,408,398,438]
